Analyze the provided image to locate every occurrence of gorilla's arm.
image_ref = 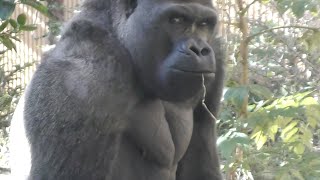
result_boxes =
[177,37,225,180]
[10,19,138,179]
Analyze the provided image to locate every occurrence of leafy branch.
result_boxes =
[246,25,320,43]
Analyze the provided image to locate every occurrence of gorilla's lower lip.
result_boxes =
[171,68,214,74]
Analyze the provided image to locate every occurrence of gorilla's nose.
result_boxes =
[186,39,212,57]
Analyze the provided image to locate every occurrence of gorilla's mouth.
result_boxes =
[171,68,214,74]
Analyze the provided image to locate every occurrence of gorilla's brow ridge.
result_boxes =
[163,3,217,21]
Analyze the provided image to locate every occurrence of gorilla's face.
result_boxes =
[118,0,218,101]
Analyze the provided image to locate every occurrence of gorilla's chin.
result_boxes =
[154,67,203,102]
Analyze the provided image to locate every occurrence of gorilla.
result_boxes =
[10,0,225,179]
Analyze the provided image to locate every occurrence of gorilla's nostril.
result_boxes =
[190,46,200,56]
[201,48,210,56]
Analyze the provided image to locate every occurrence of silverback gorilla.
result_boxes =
[10,0,225,179]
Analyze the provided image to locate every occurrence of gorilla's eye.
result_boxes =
[198,17,217,28]
[199,21,208,26]
[170,16,185,24]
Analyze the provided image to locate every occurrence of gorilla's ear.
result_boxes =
[125,0,138,18]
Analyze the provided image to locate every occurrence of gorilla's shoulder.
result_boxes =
[61,18,112,42]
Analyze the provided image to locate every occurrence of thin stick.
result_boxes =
[201,74,218,121]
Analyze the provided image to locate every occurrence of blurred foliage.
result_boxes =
[218,0,320,179]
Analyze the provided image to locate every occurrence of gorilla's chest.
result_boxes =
[163,102,194,164]
[127,100,194,167]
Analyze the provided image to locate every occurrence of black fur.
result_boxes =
[10,0,225,179]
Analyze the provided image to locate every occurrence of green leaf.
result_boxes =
[252,130,268,150]
[276,116,292,128]
[20,0,52,18]
[217,132,250,159]
[19,24,37,31]
[268,124,279,141]
[302,31,320,53]
[0,36,16,51]
[281,121,298,140]
[249,84,273,100]
[305,105,320,128]
[300,125,313,146]
[293,143,305,155]
[0,20,9,32]
[291,0,307,18]
[300,97,318,105]
[224,86,248,109]
[275,0,292,15]
[0,0,16,20]
[217,136,234,159]
[9,18,18,29]
[231,132,250,144]
[283,127,298,142]
[17,13,27,25]
[310,6,318,16]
